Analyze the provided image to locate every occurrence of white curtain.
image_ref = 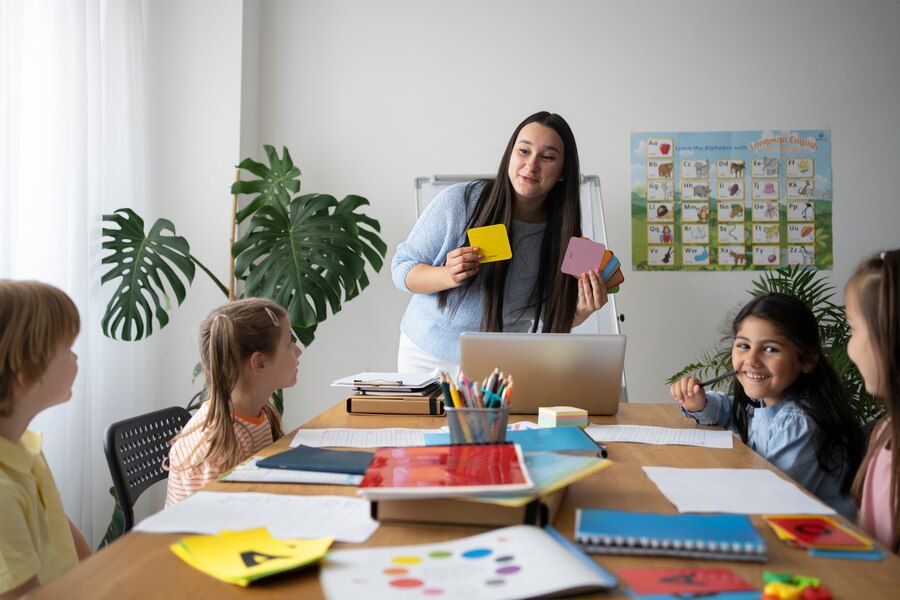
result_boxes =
[0,0,156,547]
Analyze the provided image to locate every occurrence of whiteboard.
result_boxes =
[414,174,627,401]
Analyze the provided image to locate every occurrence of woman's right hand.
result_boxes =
[670,376,707,412]
[443,246,482,288]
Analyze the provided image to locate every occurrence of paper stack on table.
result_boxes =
[170,527,332,586]
[331,368,440,396]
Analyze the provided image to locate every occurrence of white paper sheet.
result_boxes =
[643,467,834,514]
[220,456,363,485]
[586,424,734,449]
[332,367,440,387]
[321,525,616,600]
[133,492,379,543]
[291,428,443,448]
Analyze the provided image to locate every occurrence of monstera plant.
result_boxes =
[97,146,386,546]
[668,265,881,425]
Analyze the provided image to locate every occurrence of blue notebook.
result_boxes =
[424,426,602,455]
[256,445,374,475]
[575,509,767,562]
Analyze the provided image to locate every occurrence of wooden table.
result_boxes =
[36,403,900,598]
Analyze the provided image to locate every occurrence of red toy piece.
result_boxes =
[800,586,833,600]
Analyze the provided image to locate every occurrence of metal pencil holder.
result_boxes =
[445,406,510,445]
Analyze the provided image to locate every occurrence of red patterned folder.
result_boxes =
[357,444,533,500]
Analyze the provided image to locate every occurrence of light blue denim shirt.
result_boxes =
[391,182,546,363]
[682,391,856,519]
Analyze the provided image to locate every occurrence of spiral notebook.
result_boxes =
[574,509,767,562]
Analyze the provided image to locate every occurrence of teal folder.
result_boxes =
[424,426,602,455]
[574,509,767,562]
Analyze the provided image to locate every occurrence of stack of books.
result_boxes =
[332,368,444,415]
[360,428,611,527]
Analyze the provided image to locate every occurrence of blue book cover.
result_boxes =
[256,445,374,475]
[424,426,601,454]
[575,509,767,562]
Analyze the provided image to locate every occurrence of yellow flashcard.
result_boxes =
[467,224,512,263]
[171,527,333,586]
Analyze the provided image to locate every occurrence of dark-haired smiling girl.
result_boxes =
[391,112,608,373]
[671,292,865,519]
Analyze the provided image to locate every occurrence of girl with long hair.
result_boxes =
[847,249,900,552]
[671,292,865,519]
[166,298,301,505]
[391,112,608,371]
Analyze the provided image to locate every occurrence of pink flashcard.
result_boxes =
[561,237,606,276]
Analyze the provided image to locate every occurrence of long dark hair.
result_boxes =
[729,293,864,494]
[437,111,582,332]
[849,249,900,552]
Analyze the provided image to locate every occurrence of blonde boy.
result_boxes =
[0,280,91,598]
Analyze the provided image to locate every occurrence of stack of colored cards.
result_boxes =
[538,406,588,428]
[560,237,625,293]
[170,527,333,586]
[762,514,885,560]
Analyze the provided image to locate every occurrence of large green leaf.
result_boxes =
[232,193,386,343]
[101,209,195,341]
[231,145,302,223]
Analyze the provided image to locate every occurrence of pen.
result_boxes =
[699,371,738,387]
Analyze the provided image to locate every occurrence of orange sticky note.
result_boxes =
[599,249,613,270]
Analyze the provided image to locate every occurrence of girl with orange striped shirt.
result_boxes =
[165,298,301,505]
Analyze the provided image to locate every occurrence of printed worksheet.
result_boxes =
[291,428,443,448]
[585,424,733,449]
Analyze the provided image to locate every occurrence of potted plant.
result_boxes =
[98,146,386,545]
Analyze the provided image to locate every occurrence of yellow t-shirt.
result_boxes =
[0,431,78,592]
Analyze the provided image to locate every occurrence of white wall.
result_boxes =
[140,0,245,515]
[245,0,900,430]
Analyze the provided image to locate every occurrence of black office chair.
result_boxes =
[103,406,192,531]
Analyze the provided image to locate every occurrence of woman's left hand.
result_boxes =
[573,268,608,326]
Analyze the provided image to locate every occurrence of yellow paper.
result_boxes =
[467,224,512,263]
[171,527,333,586]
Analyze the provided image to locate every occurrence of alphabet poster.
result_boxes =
[630,130,832,271]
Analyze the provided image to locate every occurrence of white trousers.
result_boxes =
[397,332,459,377]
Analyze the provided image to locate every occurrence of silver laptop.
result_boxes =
[459,333,626,415]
